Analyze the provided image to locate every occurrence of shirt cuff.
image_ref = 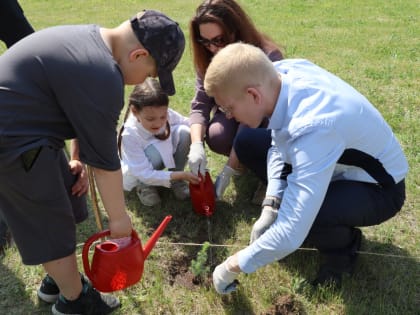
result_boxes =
[266,178,286,198]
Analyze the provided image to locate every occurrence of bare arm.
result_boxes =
[68,139,88,196]
[69,139,80,160]
[92,167,132,238]
[170,171,200,184]
[190,123,206,143]
[226,148,244,172]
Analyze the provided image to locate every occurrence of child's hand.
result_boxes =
[171,171,200,184]
[109,212,133,239]
[183,171,200,185]
[68,159,88,196]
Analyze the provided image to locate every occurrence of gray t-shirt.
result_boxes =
[0,24,123,170]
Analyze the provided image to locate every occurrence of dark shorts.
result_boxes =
[0,146,88,265]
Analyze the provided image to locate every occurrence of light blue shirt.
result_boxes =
[238,59,408,273]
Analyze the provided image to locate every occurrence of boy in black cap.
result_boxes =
[0,9,184,314]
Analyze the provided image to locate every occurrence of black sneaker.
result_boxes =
[52,280,120,315]
[37,274,60,304]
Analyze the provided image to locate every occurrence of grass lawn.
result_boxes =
[0,0,419,314]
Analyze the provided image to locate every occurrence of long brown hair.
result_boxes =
[190,0,283,77]
[117,78,170,156]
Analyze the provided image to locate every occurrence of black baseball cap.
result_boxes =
[130,10,185,96]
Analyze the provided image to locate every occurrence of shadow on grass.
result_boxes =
[0,253,50,314]
[123,174,419,314]
[343,239,420,315]
[221,289,256,315]
[279,238,420,315]
[125,171,262,263]
[124,174,262,313]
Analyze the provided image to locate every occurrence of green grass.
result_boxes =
[1,0,419,314]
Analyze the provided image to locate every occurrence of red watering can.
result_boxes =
[189,171,215,217]
[82,215,172,292]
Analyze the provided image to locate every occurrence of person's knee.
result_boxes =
[144,145,164,169]
[178,125,191,146]
[206,124,233,156]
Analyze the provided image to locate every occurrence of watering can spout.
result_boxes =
[143,215,172,259]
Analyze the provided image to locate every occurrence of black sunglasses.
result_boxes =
[197,35,226,48]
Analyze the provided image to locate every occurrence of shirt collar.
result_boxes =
[268,72,289,130]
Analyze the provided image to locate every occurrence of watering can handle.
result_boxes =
[82,229,139,279]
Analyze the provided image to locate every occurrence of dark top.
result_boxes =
[0,24,124,170]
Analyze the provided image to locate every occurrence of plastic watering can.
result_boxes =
[82,215,172,292]
[189,171,215,217]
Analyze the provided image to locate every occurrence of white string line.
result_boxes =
[76,240,420,261]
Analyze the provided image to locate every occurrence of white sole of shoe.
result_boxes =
[37,289,59,304]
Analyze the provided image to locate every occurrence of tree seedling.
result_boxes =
[189,241,211,284]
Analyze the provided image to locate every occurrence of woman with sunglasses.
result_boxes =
[187,0,284,202]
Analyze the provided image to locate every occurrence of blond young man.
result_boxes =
[0,10,184,314]
[205,43,407,293]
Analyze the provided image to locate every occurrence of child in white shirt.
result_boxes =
[119,78,199,206]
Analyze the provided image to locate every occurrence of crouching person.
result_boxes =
[119,78,199,207]
[204,43,407,293]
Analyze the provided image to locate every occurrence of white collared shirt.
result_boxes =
[120,108,189,190]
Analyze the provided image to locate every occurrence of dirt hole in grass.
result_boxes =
[167,254,212,290]
[263,294,306,315]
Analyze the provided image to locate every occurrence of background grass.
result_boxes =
[0,1,419,314]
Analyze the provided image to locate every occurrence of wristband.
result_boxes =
[261,197,281,209]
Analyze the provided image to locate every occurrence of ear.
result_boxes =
[246,87,261,105]
[129,48,149,62]
[129,104,139,115]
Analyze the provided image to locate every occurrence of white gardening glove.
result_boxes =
[212,257,239,294]
[188,142,207,175]
[214,164,240,200]
[250,206,279,243]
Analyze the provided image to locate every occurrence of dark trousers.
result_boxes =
[0,0,34,48]
[306,179,406,254]
[234,127,272,183]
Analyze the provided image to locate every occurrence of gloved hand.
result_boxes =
[250,206,279,243]
[213,257,239,294]
[188,142,207,175]
[214,164,240,200]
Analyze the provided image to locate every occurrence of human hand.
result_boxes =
[250,206,279,243]
[188,142,207,175]
[183,172,201,185]
[213,257,239,294]
[170,171,200,185]
[68,160,88,197]
[108,212,132,239]
[215,164,239,200]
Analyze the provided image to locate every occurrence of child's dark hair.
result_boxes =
[118,78,170,156]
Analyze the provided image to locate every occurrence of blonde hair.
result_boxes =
[204,43,278,98]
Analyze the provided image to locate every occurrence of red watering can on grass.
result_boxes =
[82,215,172,292]
[189,171,215,217]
